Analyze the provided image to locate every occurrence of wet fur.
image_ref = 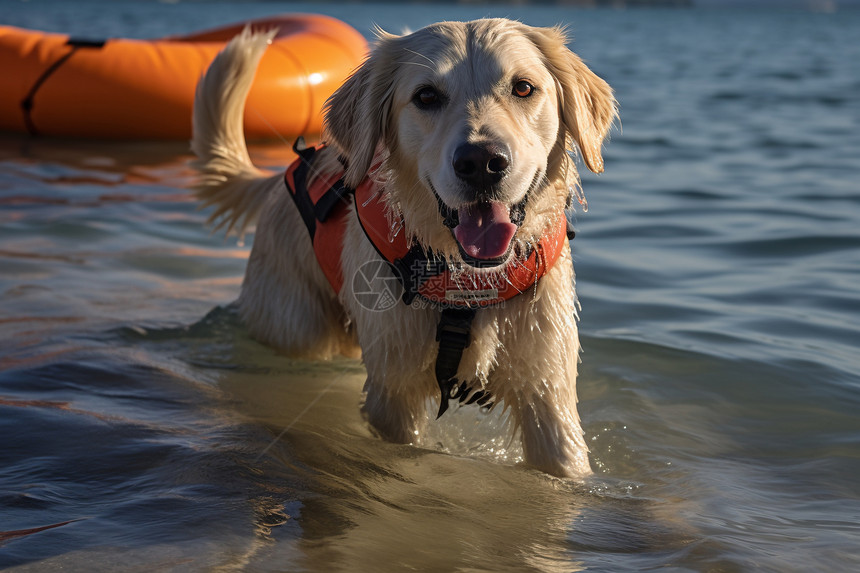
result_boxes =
[192,21,616,477]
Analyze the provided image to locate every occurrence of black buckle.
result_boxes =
[435,309,474,345]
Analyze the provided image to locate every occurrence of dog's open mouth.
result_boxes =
[453,201,518,263]
[430,181,531,268]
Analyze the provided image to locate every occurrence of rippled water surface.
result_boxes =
[2,2,859,571]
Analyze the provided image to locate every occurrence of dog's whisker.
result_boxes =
[396,60,434,72]
[501,272,524,296]
[403,47,436,67]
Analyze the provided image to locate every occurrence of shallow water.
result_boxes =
[2,2,859,571]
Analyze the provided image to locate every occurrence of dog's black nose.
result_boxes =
[452,143,510,189]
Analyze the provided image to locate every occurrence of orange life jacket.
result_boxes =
[284,142,573,310]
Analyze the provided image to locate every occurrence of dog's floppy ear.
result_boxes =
[528,26,617,174]
[323,31,399,188]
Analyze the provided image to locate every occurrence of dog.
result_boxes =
[191,19,616,477]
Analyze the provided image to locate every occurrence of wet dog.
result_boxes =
[191,19,616,477]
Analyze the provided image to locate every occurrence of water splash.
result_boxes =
[387,219,403,242]
[418,397,523,465]
[361,191,380,207]
[570,184,588,213]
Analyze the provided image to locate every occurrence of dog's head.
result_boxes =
[324,19,616,268]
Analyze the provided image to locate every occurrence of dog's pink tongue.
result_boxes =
[453,202,517,260]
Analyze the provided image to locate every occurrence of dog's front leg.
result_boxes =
[339,220,441,443]
[357,315,438,444]
[361,381,428,443]
[497,250,592,478]
[515,386,591,477]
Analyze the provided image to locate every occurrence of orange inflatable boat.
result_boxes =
[0,14,367,140]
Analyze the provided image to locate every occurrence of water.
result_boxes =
[2,2,859,571]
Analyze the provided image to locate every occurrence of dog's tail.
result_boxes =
[191,28,279,236]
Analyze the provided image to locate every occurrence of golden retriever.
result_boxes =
[191,19,616,477]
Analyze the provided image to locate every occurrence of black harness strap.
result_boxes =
[288,137,356,231]
[313,178,352,222]
[287,138,321,238]
[390,246,447,305]
[431,220,572,416]
[434,307,478,418]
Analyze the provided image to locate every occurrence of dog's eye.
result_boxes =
[513,80,535,98]
[413,86,442,109]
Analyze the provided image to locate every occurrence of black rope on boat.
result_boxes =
[20,38,106,136]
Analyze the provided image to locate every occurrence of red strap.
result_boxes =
[313,211,349,294]
[354,176,411,260]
